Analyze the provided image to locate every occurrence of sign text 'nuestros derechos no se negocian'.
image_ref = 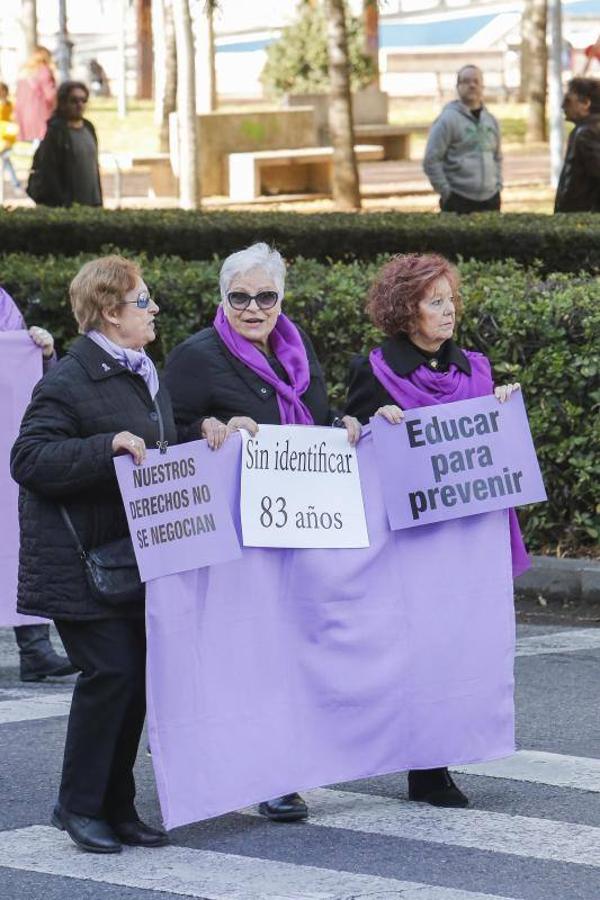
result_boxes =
[240,425,369,548]
[114,440,241,581]
[371,392,546,530]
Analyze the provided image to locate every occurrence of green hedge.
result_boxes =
[2,250,598,555]
[2,206,600,272]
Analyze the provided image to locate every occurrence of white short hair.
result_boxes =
[219,242,286,302]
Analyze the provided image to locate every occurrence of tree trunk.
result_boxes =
[56,0,71,83]
[324,0,361,210]
[21,0,38,58]
[522,0,548,141]
[152,0,177,152]
[173,0,200,208]
[196,1,217,113]
[363,0,380,88]
[137,0,154,99]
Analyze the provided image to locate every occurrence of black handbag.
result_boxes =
[59,505,144,607]
[57,400,168,607]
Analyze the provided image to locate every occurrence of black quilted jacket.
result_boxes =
[10,335,177,621]
[164,325,334,434]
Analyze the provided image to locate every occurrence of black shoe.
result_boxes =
[15,625,77,682]
[408,768,469,808]
[258,793,308,822]
[112,819,169,847]
[52,804,122,853]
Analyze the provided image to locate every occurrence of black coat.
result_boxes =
[555,114,600,212]
[26,115,102,208]
[344,337,473,424]
[10,336,177,621]
[164,325,334,432]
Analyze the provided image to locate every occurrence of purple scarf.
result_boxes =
[87,330,160,400]
[214,306,314,425]
[370,346,530,578]
[0,287,26,331]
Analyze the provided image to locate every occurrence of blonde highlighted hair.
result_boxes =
[70,255,141,333]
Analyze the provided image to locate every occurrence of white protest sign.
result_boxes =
[240,425,369,548]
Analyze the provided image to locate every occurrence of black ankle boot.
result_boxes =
[408,767,469,808]
[258,793,308,822]
[15,624,77,682]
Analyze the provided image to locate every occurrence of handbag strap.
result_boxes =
[60,403,166,552]
[154,398,168,455]
[59,505,88,560]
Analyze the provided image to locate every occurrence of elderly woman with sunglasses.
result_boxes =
[11,255,175,854]
[164,241,360,822]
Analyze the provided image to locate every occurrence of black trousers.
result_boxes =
[440,191,501,214]
[54,617,146,822]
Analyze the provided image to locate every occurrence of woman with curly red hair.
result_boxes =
[345,252,527,809]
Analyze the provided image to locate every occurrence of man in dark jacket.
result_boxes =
[555,77,600,213]
[27,80,102,208]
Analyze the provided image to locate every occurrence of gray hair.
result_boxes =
[219,242,286,302]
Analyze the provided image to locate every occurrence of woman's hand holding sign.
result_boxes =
[227,415,259,437]
[494,383,521,404]
[375,404,405,425]
[112,431,147,465]
[201,417,228,450]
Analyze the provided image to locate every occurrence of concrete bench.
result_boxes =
[129,154,178,197]
[354,124,429,161]
[228,144,384,201]
[100,153,178,200]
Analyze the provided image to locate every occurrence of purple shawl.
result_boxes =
[214,306,314,425]
[370,346,530,578]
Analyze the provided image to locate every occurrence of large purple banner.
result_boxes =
[0,332,45,626]
[371,393,546,530]
[146,430,516,829]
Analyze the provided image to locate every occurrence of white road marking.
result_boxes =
[244,788,600,868]
[454,750,600,792]
[0,825,518,900]
[0,692,71,725]
[516,629,600,657]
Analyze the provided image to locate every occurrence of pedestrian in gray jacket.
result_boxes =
[423,65,502,214]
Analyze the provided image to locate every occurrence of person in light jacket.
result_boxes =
[423,65,502,214]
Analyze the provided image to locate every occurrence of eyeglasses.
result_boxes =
[68,95,88,105]
[122,291,152,309]
[227,290,279,311]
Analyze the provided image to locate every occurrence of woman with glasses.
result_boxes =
[164,241,361,822]
[345,252,527,809]
[11,255,173,853]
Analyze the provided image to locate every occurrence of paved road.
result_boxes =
[1,621,599,900]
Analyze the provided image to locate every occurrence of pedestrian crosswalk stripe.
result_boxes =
[0,825,519,900]
[244,787,600,868]
[0,692,71,725]
[516,629,600,657]
[453,749,600,792]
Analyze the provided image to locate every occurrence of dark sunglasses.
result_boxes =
[227,290,279,311]
[122,291,152,309]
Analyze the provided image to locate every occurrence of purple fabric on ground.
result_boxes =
[0,331,45,625]
[146,430,516,829]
